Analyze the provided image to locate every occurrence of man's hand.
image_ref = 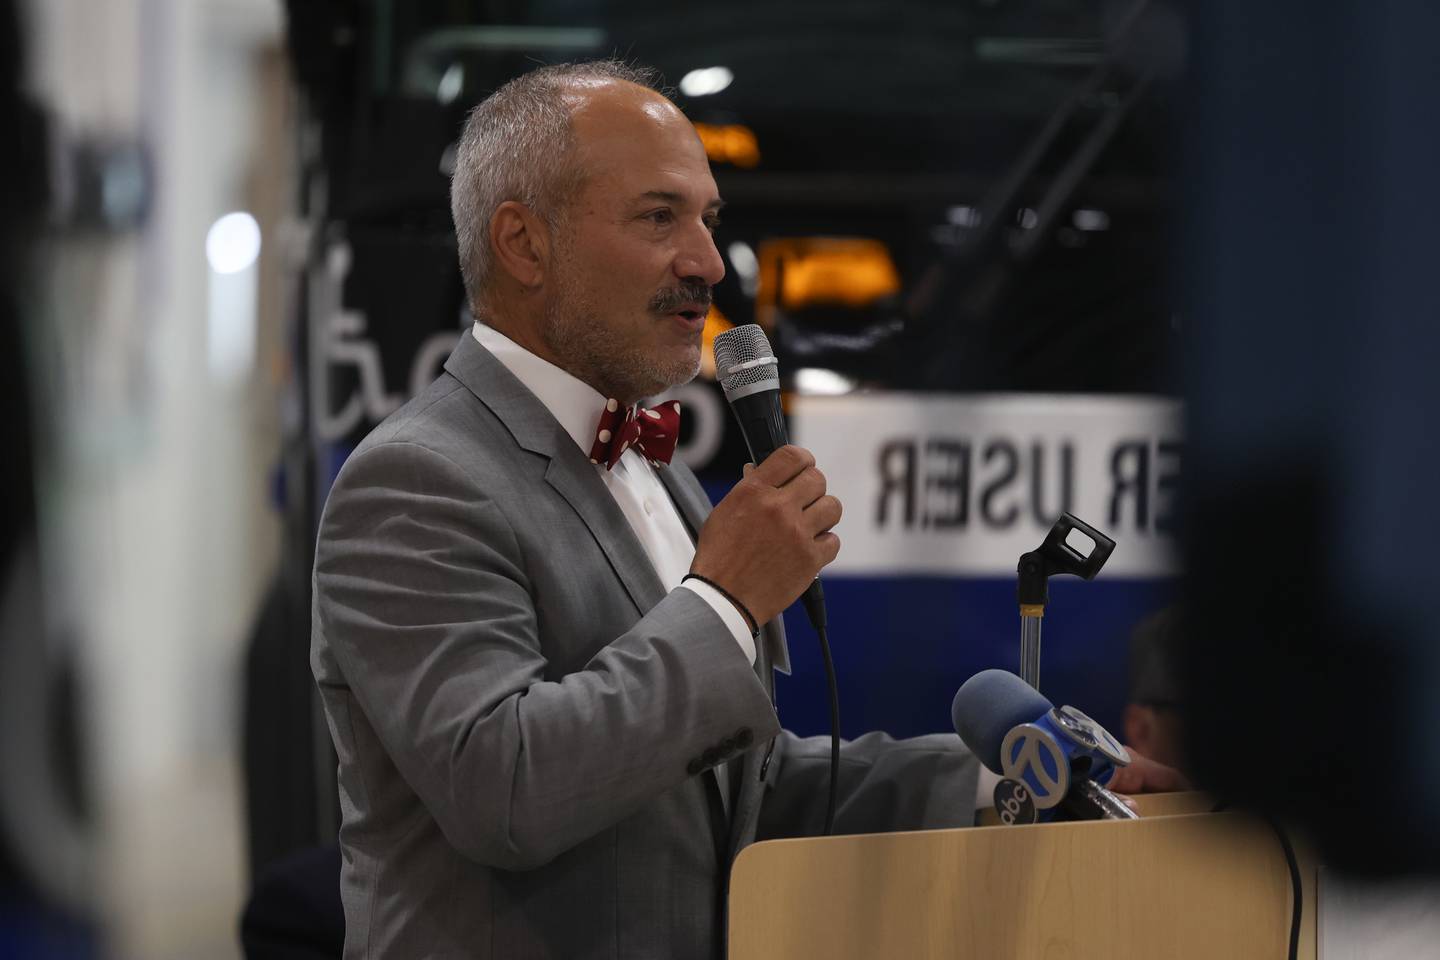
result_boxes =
[1106,747,1192,795]
[690,445,842,626]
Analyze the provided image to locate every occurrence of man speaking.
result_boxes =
[311,60,978,959]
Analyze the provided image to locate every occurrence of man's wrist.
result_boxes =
[678,578,758,665]
[682,573,759,637]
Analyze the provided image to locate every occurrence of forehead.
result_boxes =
[566,82,719,207]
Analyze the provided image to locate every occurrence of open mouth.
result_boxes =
[676,308,705,322]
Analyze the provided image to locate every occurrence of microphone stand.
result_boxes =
[1015,513,1115,690]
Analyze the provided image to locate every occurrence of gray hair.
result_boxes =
[450,59,664,316]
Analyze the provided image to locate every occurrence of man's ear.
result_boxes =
[489,200,551,291]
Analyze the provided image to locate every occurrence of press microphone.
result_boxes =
[952,668,1138,822]
[711,324,826,631]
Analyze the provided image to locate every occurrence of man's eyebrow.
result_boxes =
[635,190,725,212]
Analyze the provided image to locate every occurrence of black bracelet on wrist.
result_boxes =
[682,573,760,638]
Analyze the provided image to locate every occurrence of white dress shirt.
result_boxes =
[472,322,757,664]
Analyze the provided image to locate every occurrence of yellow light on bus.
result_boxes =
[756,238,901,323]
[693,122,761,168]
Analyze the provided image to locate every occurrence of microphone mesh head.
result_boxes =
[712,324,779,401]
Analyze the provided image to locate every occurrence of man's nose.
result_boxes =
[674,223,726,287]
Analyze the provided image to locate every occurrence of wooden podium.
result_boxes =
[729,793,1316,959]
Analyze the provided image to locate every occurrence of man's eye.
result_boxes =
[647,209,674,225]
[704,217,722,233]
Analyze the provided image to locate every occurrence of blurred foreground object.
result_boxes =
[0,0,102,953]
[1182,0,1440,874]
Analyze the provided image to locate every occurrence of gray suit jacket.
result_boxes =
[311,333,979,959]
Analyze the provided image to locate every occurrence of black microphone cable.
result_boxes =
[1210,800,1301,960]
[800,581,838,836]
[795,580,835,835]
[1271,817,1302,960]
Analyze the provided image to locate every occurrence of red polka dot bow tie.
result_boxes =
[588,398,682,469]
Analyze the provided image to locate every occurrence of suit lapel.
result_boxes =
[655,461,711,538]
[543,456,666,614]
[443,334,665,615]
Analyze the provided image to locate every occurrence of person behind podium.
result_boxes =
[1122,606,1188,773]
[1107,605,1191,795]
[309,59,980,960]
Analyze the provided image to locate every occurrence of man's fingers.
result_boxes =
[1110,749,1192,794]
[750,445,814,488]
[780,467,826,509]
[814,531,841,565]
[698,446,841,622]
[1107,765,1141,795]
[802,494,843,536]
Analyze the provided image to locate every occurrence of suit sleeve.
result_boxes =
[754,730,981,840]
[313,439,780,870]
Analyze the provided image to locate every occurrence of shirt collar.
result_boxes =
[471,321,608,455]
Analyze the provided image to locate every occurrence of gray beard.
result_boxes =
[542,283,700,405]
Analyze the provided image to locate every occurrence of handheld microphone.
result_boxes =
[711,324,826,631]
[713,323,837,835]
[952,669,1138,822]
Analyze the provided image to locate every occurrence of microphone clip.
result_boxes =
[1016,512,1117,608]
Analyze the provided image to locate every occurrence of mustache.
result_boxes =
[650,283,713,314]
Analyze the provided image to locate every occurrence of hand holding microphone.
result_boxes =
[690,444,841,626]
[693,324,839,628]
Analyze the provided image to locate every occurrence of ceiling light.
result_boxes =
[680,67,734,97]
